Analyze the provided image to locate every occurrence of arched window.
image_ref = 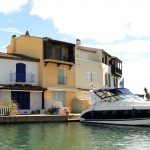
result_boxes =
[16,63,26,82]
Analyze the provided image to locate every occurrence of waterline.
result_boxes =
[0,123,150,150]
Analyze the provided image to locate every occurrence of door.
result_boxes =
[11,91,30,109]
[16,63,26,82]
[73,101,83,113]
[55,48,61,60]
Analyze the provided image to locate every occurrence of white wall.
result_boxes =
[0,90,43,114]
[0,91,11,101]
[30,92,42,110]
[0,59,38,85]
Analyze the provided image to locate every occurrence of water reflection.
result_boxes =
[0,123,150,150]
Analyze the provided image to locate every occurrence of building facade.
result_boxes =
[0,52,45,114]
[7,33,76,112]
[75,39,122,112]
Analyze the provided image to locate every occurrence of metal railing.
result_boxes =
[10,73,35,83]
[0,106,10,116]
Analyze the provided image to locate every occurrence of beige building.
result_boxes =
[74,39,122,112]
[7,32,76,112]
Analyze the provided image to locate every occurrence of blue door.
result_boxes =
[11,91,30,109]
[16,63,26,82]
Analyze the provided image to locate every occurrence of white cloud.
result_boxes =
[0,0,28,14]
[30,0,150,43]
[1,28,23,34]
[123,58,150,94]
[92,40,150,57]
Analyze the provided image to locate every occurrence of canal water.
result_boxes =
[0,122,150,150]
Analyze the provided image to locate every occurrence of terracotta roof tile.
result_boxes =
[0,52,40,62]
[0,84,46,91]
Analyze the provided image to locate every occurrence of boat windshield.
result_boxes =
[94,88,144,101]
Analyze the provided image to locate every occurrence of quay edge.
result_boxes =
[0,114,80,124]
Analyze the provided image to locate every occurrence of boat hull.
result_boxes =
[80,118,150,126]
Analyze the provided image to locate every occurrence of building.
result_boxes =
[7,32,76,112]
[0,52,45,114]
[74,39,122,112]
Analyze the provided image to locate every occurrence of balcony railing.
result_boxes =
[10,73,35,84]
[58,76,67,85]
[115,67,122,75]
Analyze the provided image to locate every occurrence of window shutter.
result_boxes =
[92,72,96,82]
[86,72,91,81]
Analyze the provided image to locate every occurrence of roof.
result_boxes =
[0,84,46,91]
[0,52,40,62]
[43,37,75,46]
[76,45,101,52]
[76,45,112,57]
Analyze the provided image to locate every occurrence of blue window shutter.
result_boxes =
[16,63,26,82]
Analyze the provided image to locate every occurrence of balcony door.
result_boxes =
[55,48,61,60]
[16,63,26,82]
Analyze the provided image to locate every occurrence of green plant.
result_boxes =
[47,106,60,114]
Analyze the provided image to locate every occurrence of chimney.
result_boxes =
[76,39,81,47]
[8,35,17,53]
[25,31,30,36]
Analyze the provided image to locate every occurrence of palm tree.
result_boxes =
[144,87,150,99]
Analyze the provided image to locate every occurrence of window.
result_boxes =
[86,72,96,82]
[58,68,66,84]
[44,41,53,59]
[52,91,66,106]
[92,72,96,82]
[81,52,89,59]
[86,72,91,82]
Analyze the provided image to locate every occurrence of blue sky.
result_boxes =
[1,0,150,94]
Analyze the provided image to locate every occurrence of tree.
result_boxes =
[144,87,150,99]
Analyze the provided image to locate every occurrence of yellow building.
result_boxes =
[74,39,122,112]
[7,32,76,112]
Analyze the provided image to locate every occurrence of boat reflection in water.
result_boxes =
[80,88,150,126]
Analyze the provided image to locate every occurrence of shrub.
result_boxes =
[47,106,60,114]
[0,100,18,116]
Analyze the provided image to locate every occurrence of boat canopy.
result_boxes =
[93,88,134,99]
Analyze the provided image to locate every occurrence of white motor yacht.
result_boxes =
[80,88,150,126]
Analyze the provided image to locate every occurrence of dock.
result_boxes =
[0,114,80,124]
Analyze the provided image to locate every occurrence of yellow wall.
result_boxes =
[76,58,103,90]
[43,63,75,88]
[66,91,76,112]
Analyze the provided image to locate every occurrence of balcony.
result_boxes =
[58,76,67,85]
[43,39,75,69]
[10,73,35,84]
[111,57,122,77]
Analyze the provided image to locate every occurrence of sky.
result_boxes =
[0,0,150,94]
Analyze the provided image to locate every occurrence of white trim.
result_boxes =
[48,87,76,92]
